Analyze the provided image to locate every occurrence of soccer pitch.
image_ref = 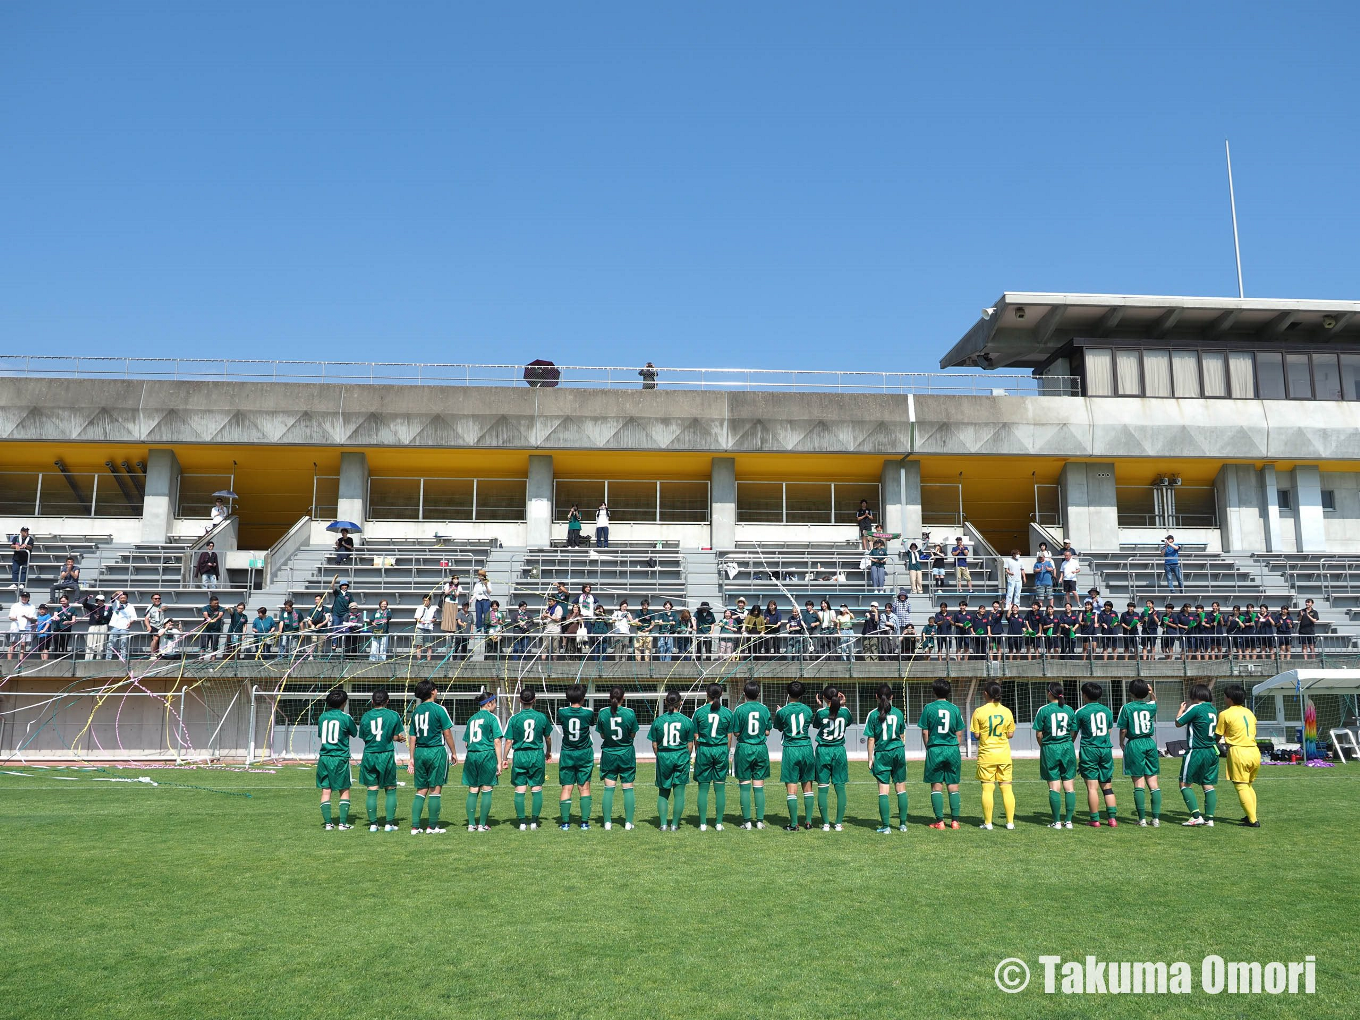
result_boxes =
[0,762,1353,1020]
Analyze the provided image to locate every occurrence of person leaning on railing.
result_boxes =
[306,594,329,654]
[693,601,716,659]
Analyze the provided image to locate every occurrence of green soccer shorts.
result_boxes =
[599,747,637,783]
[1079,745,1114,783]
[1180,747,1219,786]
[461,750,499,788]
[315,754,352,791]
[655,750,691,789]
[922,745,962,785]
[870,745,907,785]
[734,743,770,781]
[1038,742,1077,782]
[1122,739,1161,778]
[815,745,848,786]
[412,746,449,789]
[359,750,396,788]
[693,745,730,784]
[511,749,546,788]
[779,744,815,784]
[558,746,595,786]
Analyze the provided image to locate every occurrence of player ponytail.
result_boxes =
[825,686,843,718]
[608,685,625,713]
[706,683,723,710]
[876,682,893,720]
[1046,681,1065,706]
[664,690,682,713]
[984,682,1003,703]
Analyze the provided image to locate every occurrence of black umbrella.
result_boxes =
[523,359,561,388]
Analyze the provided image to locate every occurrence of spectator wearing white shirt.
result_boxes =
[576,583,596,620]
[1003,549,1027,608]
[108,591,139,661]
[208,497,230,534]
[414,595,438,661]
[145,593,168,657]
[610,600,633,659]
[1059,550,1081,595]
[7,589,37,659]
[595,503,610,548]
[471,570,492,632]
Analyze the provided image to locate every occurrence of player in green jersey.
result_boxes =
[692,683,736,831]
[1074,682,1118,826]
[407,679,457,834]
[774,680,816,831]
[1116,679,1162,826]
[316,688,358,830]
[557,684,597,830]
[358,689,405,832]
[648,690,696,830]
[1032,681,1077,829]
[916,678,964,829]
[461,690,504,832]
[864,683,908,833]
[732,680,772,829]
[596,685,639,830]
[812,685,852,831]
[502,689,553,830]
[1175,683,1219,826]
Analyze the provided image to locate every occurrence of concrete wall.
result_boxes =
[1060,462,1119,550]
[710,457,736,549]
[1320,471,1360,551]
[140,448,180,543]
[7,376,1360,460]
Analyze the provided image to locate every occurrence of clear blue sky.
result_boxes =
[2,2,1357,370]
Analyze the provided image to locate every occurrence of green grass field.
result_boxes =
[0,761,1355,1020]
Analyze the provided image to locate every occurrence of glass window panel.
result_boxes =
[1286,354,1313,399]
[1201,351,1228,397]
[1322,489,1336,512]
[831,483,880,525]
[469,479,525,522]
[1115,350,1141,395]
[367,478,421,520]
[1256,352,1286,399]
[1142,350,1172,396]
[554,480,606,522]
[1228,352,1256,398]
[1342,355,1360,401]
[658,481,709,523]
[1171,351,1201,397]
[1312,352,1341,400]
[602,480,659,523]
[785,483,834,524]
[735,482,784,524]
[420,478,475,521]
[1084,349,1113,397]
[1277,488,1293,512]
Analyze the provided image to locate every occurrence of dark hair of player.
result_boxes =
[1223,684,1246,705]
[325,688,347,709]
[1129,679,1150,699]
[1081,681,1103,703]
[823,685,843,718]
[932,678,951,699]
[1046,681,1065,706]
[414,679,436,701]
[984,682,1003,702]
[743,680,761,701]
[608,685,626,712]
[370,689,389,707]
[787,680,805,701]
[565,683,585,706]
[706,683,723,710]
[520,688,536,705]
[1190,683,1213,703]
[876,682,893,718]
[664,690,682,712]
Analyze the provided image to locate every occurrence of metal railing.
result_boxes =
[920,483,964,528]
[553,480,709,524]
[0,355,1078,395]
[0,470,143,518]
[368,476,527,522]
[735,481,880,525]
[1115,485,1219,529]
[1087,556,1272,600]
[1033,483,1062,528]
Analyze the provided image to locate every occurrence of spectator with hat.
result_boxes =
[7,588,36,659]
[80,591,113,659]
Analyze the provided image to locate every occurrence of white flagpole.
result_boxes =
[1226,140,1245,299]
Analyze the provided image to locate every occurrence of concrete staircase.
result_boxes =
[683,549,722,610]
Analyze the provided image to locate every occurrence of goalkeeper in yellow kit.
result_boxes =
[1216,683,1262,827]
[969,681,1016,830]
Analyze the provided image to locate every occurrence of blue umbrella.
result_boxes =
[326,521,362,532]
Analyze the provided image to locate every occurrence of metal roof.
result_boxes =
[942,293,1360,370]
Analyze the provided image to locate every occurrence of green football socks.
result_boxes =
[1048,790,1061,824]
[622,787,635,824]
[467,792,479,826]
[713,784,725,824]
[833,784,846,825]
[1181,787,1201,818]
[817,786,829,825]
[1204,789,1216,820]
[696,782,710,824]
[1133,787,1146,820]
[426,796,439,827]
[786,795,799,827]
[385,789,397,824]
[896,791,908,826]
[602,785,615,822]
[670,786,686,827]
[514,792,526,823]
[1063,791,1076,822]
[579,794,591,823]
[411,794,425,827]
[321,802,331,825]
[531,790,543,822]
[754,786,765,822]
[949,790,962,820]
[338,800,350,825]
[1150,788,1162,820]
[932,791,945,822]
[478,791,493,826]
[367,789,379,824]
[739,782,751,821]
[878,794,891,827]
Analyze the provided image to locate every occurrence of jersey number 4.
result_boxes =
[369,719,385,741]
